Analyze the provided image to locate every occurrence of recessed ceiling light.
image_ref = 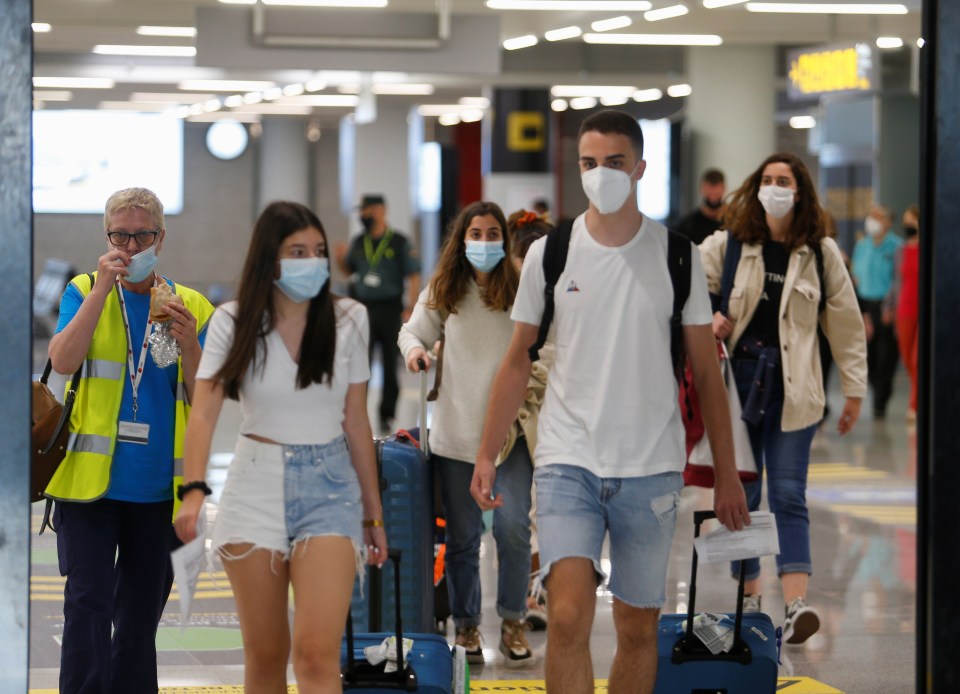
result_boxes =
[645,4,690,21]
[545,26,583,42]
[584,33,722,45]
[283,83,306,96]
[789,115,817,129]
[503,35,539,50]
[745,2,908,13]
[551,85,637,97]
[372,83,436,95]
[438,113,461,126]
[667,83,693,97]
[569,96,599,110]
[33,77,115,89]
[702,0,747,7]
[591,16,633,31]
[876,36,904,48]
[633,88,664,102]
[93,45,197,57]
[136,26,197,38]
[261,0,388,6]
[32,23,52,33]
[551,99,569,111]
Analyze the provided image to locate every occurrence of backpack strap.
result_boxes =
[718,234,743,317]
[811,241,826,313]
[667,230,692,379]
[528,219,573,362]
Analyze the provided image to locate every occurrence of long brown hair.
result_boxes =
[216,201,337,398]
[723,152,826,250]
[428,201,518,316]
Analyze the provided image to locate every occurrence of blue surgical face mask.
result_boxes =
[125,246,158,283]
[465,240,505,273]
[274,257,329,303]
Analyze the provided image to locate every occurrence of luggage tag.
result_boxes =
[117,420,150,445]
[363,272,382,288]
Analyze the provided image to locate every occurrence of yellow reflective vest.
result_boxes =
[45,273,215,517]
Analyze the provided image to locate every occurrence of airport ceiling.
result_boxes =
[32,0,923,124]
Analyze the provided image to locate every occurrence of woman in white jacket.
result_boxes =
[699,152,867,647]
[398,200,534,667]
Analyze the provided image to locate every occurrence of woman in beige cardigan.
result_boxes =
[699,152,867,647]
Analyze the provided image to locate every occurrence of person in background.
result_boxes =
[700,152,867,646]
[474,111,748,694]
[505,209,555,631]
[47,187,215,694]
[398,201,534,667]
[893,204,921,420]
[674,168,727,246]
[175,201,387,693]
[532,198,554,226]
[335,194,421,434]
[851,203,903,419]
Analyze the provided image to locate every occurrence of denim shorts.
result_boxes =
[534,464,683,608]
[211,435,363,564]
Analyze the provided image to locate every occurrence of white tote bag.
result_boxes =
[684,343,759,487]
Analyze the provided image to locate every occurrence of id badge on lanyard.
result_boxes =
[117,282,155,445]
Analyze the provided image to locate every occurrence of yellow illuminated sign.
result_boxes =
[506,111,545,152]
[788,45,873,98]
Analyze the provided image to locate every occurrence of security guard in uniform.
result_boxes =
[46,187,215,694]
[336,194,420,433]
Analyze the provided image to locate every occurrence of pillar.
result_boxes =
[257,118,311,211]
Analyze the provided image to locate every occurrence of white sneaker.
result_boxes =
[742,594,762,614]
[783,597,820,645]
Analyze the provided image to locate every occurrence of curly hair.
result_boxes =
[507,209,554,260]
[427,201,518,316]
[722,152,826,251]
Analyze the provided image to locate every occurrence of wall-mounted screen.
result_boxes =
[33,110,184,214]
[637,118,671,224]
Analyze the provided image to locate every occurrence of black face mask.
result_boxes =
[904,225,918,238]
[703,197,723,210]
[360,215,375,232]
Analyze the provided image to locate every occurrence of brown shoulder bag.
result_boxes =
[31,359,83,504]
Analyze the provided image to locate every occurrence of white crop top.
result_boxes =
[196,299,371,444]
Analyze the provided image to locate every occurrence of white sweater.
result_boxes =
[398,281,514,463]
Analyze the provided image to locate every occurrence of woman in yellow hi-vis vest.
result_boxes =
[47,187,214,694]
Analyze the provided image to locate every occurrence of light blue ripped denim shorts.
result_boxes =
[211,435,363,567]
[534,464,683,608]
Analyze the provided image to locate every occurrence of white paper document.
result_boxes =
[170,507,207,629]
[693,511,780,564]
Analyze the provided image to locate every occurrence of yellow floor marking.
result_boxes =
[29,677,845,693]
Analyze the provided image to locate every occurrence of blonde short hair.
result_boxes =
[103,188,164,231]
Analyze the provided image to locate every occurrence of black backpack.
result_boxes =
[527,219,693,381]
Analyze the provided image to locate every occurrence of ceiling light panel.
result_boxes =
[32,23,51,32]
[745,3,908,13]
[591,16,633,31]
[551,85,637,97]
[131,92,215,103]
[702,0,747,7]
[487,1,651,9]
[645,4,690,20]
[137,26,197,38]
[503,35,539,50]
[93,45,197,57]
[545,26,583,41]
[179,80,277,92]
[667,83,693,96]
[33,77,115,89]
[876,36,904,47]
[584,33,723,45]
[633,88,664,101]
[261,0,388,6]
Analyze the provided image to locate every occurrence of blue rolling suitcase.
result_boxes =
[653,511,780,694]
[350,368,435,634]
[342,551,463,694]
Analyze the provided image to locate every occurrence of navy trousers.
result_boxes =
[55,498,178,694]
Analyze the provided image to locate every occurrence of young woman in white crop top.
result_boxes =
[398,200,534,666]
[174,201,387,693]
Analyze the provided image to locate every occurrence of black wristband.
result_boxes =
[177,480,212,501]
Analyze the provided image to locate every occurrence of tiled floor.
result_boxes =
[28,353,917,693]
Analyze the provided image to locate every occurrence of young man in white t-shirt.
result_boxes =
[472,110,750,694]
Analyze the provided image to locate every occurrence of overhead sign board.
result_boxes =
[787,43,876,100]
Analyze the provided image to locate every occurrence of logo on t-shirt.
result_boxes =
[566,280,580,292]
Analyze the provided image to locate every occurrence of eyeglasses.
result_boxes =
[106,230,160,248]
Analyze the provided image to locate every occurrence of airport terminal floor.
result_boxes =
[27,349,917,694]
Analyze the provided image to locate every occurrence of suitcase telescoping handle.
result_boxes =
[343,549,418,690]
[675,510,752,665]
[416,358,429,457]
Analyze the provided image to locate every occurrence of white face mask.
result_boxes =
[865,217,884,237]
[757,185,796,218]
[581,164,637,215]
